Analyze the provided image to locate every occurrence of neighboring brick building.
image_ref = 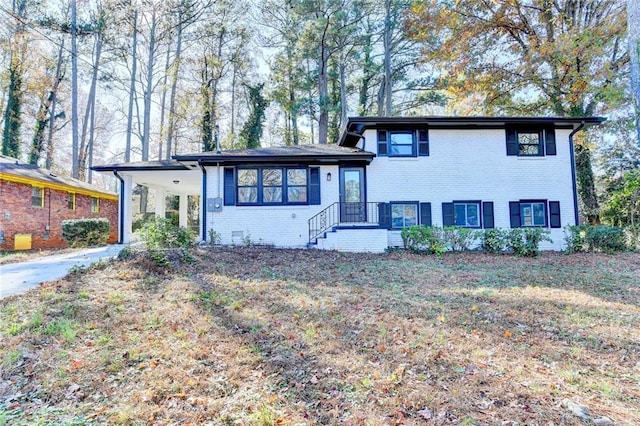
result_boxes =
[0,155,118,250]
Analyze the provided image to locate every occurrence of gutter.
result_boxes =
[199,161,207,241]
[113,170,125,244]
[569,121,586,226]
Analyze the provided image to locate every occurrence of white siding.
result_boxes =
[362,128,575,250]
[314,228,388,253]
[204,165,340,248]
[203,127,577,251]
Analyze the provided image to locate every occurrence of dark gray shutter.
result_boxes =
[377,130,388,156]
[223,167,235,206]
[482,201,494,229]
[309,167,321,205]
[442,202,454,226]
[506,129,517,156]
[545,128,556,156]
[549,201,561,228]
[378,202,391,229]
[420,202,432,226]
[418,129,429,156]
[509,201,521,228]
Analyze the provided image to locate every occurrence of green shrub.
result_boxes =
[132,212,155,232]
[61,218,110,247]
[138,217,195,250]
[564,224,627,253]
[506,228,551,257]
[480,228,508,254]
[624,225,640,252]
[443,226,478,251]
[401,225,446,255]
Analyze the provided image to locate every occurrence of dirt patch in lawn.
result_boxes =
[1,247,639,425]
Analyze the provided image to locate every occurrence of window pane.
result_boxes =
[238,187,258,203]
[287,169,307,185]
[533,203,545,226]
[262,169,282,186]
[466,204,479,227]
[404,204,417,226]
[518,132,539,144]
[238,169,257,186]
[389,132,414,156]
[392,204,404,228]
[521,204,532,226]
[263,187,282,203]
[454,204,466,226]
[518,132,540,155]
[288,186,307,203]
[32,187,42,207]
[390,133,413,145]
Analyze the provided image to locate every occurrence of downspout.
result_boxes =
[199,161,207,241]
[113,170,125,244]
[569,121,586,226]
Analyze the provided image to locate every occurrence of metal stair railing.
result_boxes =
[308,202,380,243]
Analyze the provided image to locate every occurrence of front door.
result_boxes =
[340,167,366,222]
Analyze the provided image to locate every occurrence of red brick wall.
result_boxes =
[0,179,119,250]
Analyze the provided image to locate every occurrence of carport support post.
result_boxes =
[179,194,188,229]
[120,174,133,244]
[155,187,166,220]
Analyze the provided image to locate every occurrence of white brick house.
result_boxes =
[93,116,604,252]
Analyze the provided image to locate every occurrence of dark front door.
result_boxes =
[340,167,366,222]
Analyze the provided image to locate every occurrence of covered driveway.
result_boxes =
[92,161,203,244]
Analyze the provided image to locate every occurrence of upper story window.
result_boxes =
[32,186,44,208]
[377,129,429,157]
[506,127,556,157]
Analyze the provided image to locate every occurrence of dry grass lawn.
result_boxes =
[1,247,639,425]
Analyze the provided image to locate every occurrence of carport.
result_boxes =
[92,160,203,244]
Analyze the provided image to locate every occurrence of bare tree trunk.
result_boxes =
[339,58,348,128]
[383,0,392,116]
[125,9,138,163]
[79,32,102,181]
[158,45,171,160]
[46,38,65,169]
[140,7,157,214]
[231,62,237,147]
[71,0,79,178]
[165,18,183,158]
[142,8,156,163]
[629,0,640,143]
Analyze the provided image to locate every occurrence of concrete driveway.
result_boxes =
[0,244,127,299]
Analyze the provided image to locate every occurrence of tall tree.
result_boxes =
[239,83,268,148]
[29,39,65,166]
[408,0,628,223]
[2,0,29,159]
[629,0,640,143]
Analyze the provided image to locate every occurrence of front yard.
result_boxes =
[1,247,639,425]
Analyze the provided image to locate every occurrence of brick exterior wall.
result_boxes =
[0,179,118,250]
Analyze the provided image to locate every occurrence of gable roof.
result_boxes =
[0,155,117,199]
[339,116,606,146]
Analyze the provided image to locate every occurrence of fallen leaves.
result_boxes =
[1,248,639,424]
